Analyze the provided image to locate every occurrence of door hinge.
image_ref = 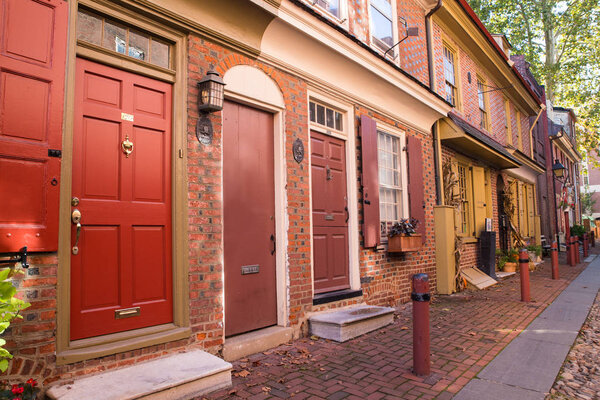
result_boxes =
[48,149,62,158]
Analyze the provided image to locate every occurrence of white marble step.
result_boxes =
[309,305,395,342]
[47,350,232,400]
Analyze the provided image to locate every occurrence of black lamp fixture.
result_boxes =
[552,159,566,179]
[196,69,226,145]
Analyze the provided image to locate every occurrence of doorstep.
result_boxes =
[222,326,293,362]
[46,350,231,400]
[309,305,395,342]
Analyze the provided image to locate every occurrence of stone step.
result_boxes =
[309,305,395,342]
[222,326,293,361]
[47,350,232,400]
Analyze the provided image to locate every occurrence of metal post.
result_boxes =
[592,231,595,248]
[575,238,580,264]
[519,249,530,302]
[569,236,576,267]
[584,234,589,258]
[551,241,559,280]
[412,273,430,376]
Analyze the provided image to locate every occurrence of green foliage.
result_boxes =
[0,266,30,372]
[467,0,600,164]
[0,379,39,400]
[527,244,542,257]
[581,188,597,216]
[570,224,586,237]
[496,248,520,270]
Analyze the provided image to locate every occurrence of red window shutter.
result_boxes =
[360,115,380,248]
[0,0,68,252]
[407,135,426,243]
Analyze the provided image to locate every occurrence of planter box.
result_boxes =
[387,234,422,253]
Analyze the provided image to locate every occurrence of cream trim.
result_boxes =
[57,0,189,362]
[223,68,289,329]
[307,88,360,292]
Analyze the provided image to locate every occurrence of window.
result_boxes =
[516,110,523,150]
[443,46,458,106]
[370,0,394,52]
[457,163,471,235]
[313,0,342,19]
[504,97,512,145]
[378,131,406,236]
[477,79,488,130]
[309,101,343,131]
[77,8,170,69]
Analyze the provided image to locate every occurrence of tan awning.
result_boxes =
[439,114,520,169]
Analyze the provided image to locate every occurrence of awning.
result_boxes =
[502,147,545,184]
[439,113,521,169]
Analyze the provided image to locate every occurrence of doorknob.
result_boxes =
[72,209,82,255]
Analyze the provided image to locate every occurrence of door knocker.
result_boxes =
[121,135,134,157]
[326,165,332,181]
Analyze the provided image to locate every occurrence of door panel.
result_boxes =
[0,0,68,252]
[224,101,277,337]
[311,131,350,294]
[71,59,172,340]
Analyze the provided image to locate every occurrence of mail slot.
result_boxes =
[241,264,259,275]
[115,306,140,319]
[325,214,334,221]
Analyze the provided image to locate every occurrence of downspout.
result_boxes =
[426,0,443,205]
[528,104,546,139]
[549,129,564,245]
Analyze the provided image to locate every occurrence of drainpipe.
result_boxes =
[426,0,443,205]
[528,104,546,139]
[549,130,564,246]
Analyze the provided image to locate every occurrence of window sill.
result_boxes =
[458,236,478,244]
[57,324,191,365]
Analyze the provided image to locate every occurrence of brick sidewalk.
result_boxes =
[203,253,593,400]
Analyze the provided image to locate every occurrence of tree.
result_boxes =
[468,0,600,159]
[581,186,597,216]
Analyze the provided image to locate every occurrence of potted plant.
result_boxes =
[387,218,422,253]
[570,224,585,241]
[501,249,519,272]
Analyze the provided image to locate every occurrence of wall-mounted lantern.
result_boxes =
[196,70,226,145]
[552,160,566,179]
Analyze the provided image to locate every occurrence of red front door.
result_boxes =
[311,131,350,293]
[71,59,173,340]
[223,100,277,336]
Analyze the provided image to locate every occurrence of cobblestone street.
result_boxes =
[548,291,600,400]
[203,254,591,400]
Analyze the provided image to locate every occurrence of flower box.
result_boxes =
[387,234,422,253]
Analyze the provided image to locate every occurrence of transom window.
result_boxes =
[378,131,406,236]
[313,0,341,19]
[443,46,457,106]
[370,0,394,52]
[77,8,171,69]
[309,101,343,131]
[477,79,488,130]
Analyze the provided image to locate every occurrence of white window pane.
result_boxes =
[370,6,393,48]
[317,104,325,125]
[309,101,315,122]
[372,0,392,16]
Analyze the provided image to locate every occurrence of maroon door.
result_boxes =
[223,100,277,336]
[71,59,173,340]
[311,131,349,293]
[0,0,68,252]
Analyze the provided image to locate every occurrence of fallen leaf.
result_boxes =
[228,389,237,395]
[237,370,250,377]
[278,378,285,383]
[319,367,325,371]
[262,386,271,392]
[468,331,476,336]
[310,335,319,340]
[400,326,409,330]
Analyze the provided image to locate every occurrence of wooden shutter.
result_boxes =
[0,0,68,252]
[407,136,425,243]
[527,184,535,237]
[472,166,486,237]
[360,115,380,248]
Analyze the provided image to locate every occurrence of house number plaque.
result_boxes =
[241,264,259,275]
[293,138,304,163]
[196,115,213,145]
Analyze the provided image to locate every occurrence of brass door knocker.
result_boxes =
[121,135,133,157]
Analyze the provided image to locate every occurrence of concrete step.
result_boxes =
[309,305,395,342]
[46,350,232,400]
[222,326,293,361]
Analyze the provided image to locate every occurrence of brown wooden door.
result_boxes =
[311,131,349,293]
[71,59,173,340]
[223,101,277,336]
[0,0,68,252]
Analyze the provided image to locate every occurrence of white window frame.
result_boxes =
[311,0,348,24]
[368,0,398,59]
[477,78,488,130]
[377,126,408,237]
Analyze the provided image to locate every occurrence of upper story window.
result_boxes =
[378,130,407,236]
[370,0,394,53]
[313,0,342,19]
[503,97,512,144]
[77,8,171,69]
[309,101,343,131]
[443,45,458,106]
[477,79,488,130]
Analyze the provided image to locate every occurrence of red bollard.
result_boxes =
[551,241,559,280]
[584,234,589,258]
[412,273,430,376]
[569,236,576,267]
[519,249,530,302]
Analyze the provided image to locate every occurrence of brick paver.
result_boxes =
[203,252,594,399]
